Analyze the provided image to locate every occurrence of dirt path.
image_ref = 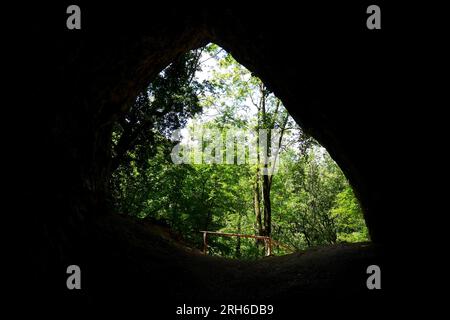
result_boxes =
[76,214,383,307]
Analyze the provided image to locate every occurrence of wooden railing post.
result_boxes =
[264,237,272,256]
[203,232,208,254]
[200,231,291,256]
[268,237,272,256]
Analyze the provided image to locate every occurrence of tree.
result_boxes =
[111,49,205,172]
[109,43,369,259]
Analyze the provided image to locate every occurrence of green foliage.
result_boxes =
[110,49,206,172]
[109,43,369,259]
[331,186,369,242]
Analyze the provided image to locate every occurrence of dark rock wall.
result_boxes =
[14,3,427,305]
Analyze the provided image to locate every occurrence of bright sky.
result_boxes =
[176,44,327,164]
[179,46,258,143]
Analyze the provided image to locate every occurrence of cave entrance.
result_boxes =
[108,43,369,259]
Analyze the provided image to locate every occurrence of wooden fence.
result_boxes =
[200,231,294,256]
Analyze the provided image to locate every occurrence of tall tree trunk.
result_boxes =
[235,214,242,258]
[260,84,272,239]
[254,169,263,236]
[254,90,263,238]
[262,174,271,237]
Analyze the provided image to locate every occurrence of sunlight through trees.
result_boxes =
[109,44,369,259]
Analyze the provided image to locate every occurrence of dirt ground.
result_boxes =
[30,214,394,316]
[83,215,383,299]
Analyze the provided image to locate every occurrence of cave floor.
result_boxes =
[79,214,383,305]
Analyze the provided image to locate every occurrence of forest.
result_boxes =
[109,44,369,259]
